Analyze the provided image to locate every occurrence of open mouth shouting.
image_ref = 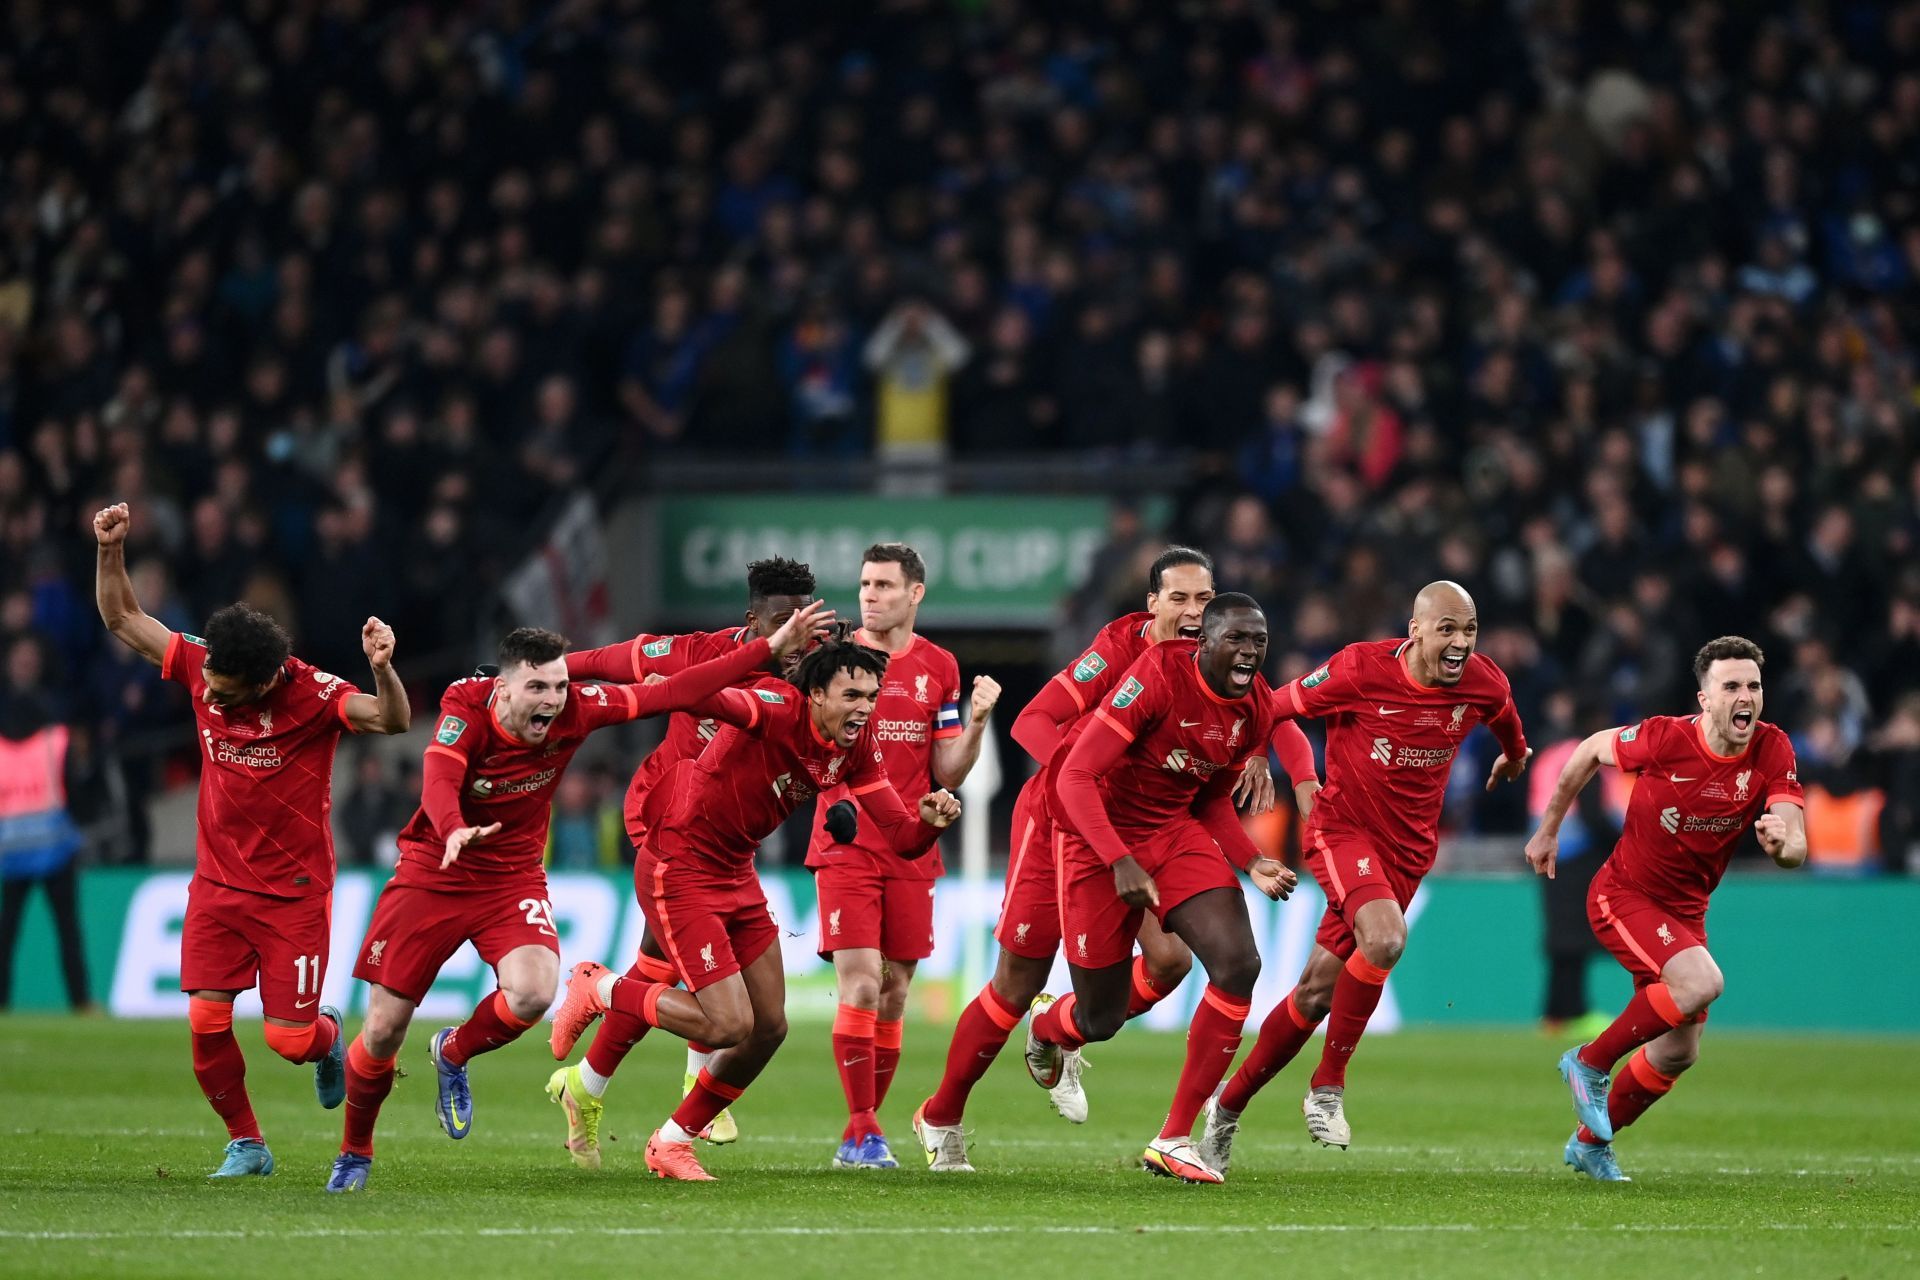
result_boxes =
[1730,707,1755,734]
[1438,650,1468,680]
[840,713,868,746]
[1227,657,1258,691]
[527,711,557,737]
[1178,623,1203,640]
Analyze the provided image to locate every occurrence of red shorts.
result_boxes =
[1057,817,1237,970]
[180,876,331,1022]
[813,856,936,960]
[1304,826,1423,959]
[994,774,1061,960]
[1588,865,1708,988]
[637,850,778,992]
[353,878,561,1004]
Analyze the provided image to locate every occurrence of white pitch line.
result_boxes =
[4,1223,1917,1244]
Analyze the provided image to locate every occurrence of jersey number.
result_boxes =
[519,897,558,937]
[293,953,322,995]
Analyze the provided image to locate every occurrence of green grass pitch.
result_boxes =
[2,1015,1914,1278]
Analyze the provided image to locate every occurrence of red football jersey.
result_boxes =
[1284,639,1523,877]
[806,632,962,879]
[1604,714,1803,915]
[566,625,759,830]
[391,676,651,890]
[647,686,939,873]
[1049,612,1158,720]
[1050,641,1277,864]
[161,631,362,899]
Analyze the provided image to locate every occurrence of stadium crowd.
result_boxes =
[0,1,1916,866]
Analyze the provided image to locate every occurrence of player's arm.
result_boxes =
[847,751,959,858]
[1482,694,1532,790]
[92,503,170,666]
[618,600,835,722]
[1754,801,1807,869]
[1257,719,1321,817]
[1010,675,1083,764]
[420,721,498,868]
[342,616,411,734]
[932,674,1001,789]
[1523,728,1620,879]
[1054,712,1160,907]
[1193,767,1298,901]
[567,631,695,683]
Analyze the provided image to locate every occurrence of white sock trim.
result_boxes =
[595,973,618,1005]
[578,1060,611,1098]
[659,1118,694,1144]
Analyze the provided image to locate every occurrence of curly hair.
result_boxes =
[747,556,816,607]
[202,604,292,686]
[792,640,888,694]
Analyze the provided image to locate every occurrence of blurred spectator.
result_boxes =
[0,641,92,1011]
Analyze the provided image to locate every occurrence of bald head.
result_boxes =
[1406,580,1478,686]
[1413,580,1474,623]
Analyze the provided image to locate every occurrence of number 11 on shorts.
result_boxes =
[295,952,322,995]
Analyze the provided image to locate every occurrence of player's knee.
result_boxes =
[1358,930,1405,971]
[360,1018,407,1060]
[262,1020,319,1064]
[1294,974,1337,1021]
[1670,972,1722,1016]
[1208,949,1261,997]
[501,986,551,1025]
[702,1006,754,1049]
[1145,949,1192,992]
[1076,1001,1129,1043]
[838,973,882,1009]
[1650,1043,1699,1075]
[746,1012,788,1058]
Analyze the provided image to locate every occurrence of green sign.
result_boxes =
[653,495,1118,625]
[9,869,1917,1033]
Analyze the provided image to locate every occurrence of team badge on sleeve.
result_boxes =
[1111,677,1144,709]
[1072,652,1107,682]
[1620,724,1640,742]
[1303,665,1331,688]
[435,715,468,746]
[642,638,674,658]
[754,689,787,704]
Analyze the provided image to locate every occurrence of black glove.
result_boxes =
[824,799,859,844]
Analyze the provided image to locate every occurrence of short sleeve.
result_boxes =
[161,631,202,688]
[934,652,963,740]
[1764,733,1805,809]
[1612,720,1653,774]
[1092,655,1167,744]
[1286,645,1352,718]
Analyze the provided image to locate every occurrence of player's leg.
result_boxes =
[1131,912,1193,1016]
[649,922,787,1180]
[1143,879,1260,1183]
[1561,880,1709,1142]
[820,860,887,1153]
[328,982,416,1191]
[1309,895,1405,1090]
[248,893,345,1110]
[179,879,272,1177]
[871,876,933,1114]
[873,954,916,1111]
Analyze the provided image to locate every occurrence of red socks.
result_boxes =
[1125,955,1171,1018]
[1219,986,1323,1113]
[1578,982,1685,1072]
[1577,1047,1677,1144]
[873,1018,903,1111]
[262,1016,338,1064]
[440,989,538,1067]
[188,998,259,1142]
[585,953,679,1077]
[924,984,1024,1127]
[670,1067,743,1138]
[1159,985,1250,1140]
[833,1004,879,1139]
[1310,952,1392,1091]
[341,1035,396,1157]
[1029,993,1087,1048]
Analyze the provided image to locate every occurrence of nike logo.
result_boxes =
[1669,774,1696,783]
[1180,719,1202,728]
[294,998,318,1009]
[842,1055,868,1067]
[1377,706,1405,716]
